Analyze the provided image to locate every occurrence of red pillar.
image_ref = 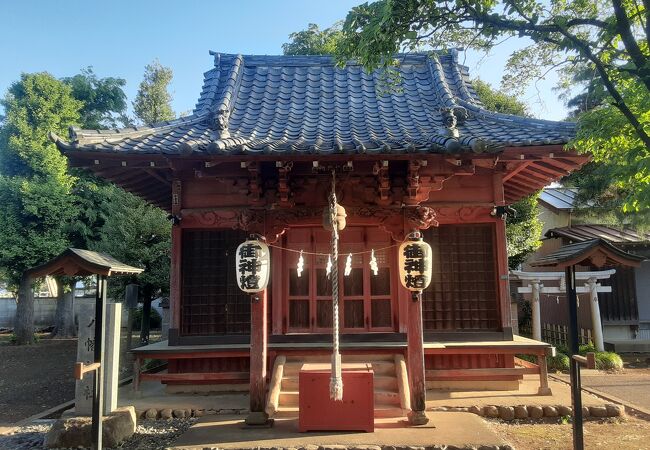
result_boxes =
[246,289,270,425]
[406,290,429,425]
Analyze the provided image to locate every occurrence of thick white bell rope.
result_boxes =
[329,171,343,401]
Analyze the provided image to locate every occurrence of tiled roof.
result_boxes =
[546,225,650,245]
[539,187,578,211]
[53,51,576,156]
[531,239,645,268]
[27,248,143,278]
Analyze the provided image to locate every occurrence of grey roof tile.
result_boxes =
[54,51,576,156]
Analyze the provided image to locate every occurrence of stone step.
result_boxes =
[281,374,398,391]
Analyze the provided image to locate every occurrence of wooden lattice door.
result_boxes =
[180,229,251,336]
[422,224,500,331]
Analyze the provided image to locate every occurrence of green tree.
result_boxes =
[0,73,82,344]
[62,68,131,129]
[472,79,529,117]
[337,0,650,212]
[132,60,175,125]
[92,185,170,344]
[507,194,543,268]
[282,23,343,56]
[471,80,541,267]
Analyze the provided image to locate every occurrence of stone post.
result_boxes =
[75,301,122,416]
[103,303,122,415]
[75,301,96,415]
[531,280,542,342]
[588,278,605,351]
[160,297,170,340]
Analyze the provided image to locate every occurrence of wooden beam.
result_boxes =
[145,169,172,186]
[502,161,532,182]
[530,161,571,177]
[521,167,557,182]
[504,183,532,198]
[508,178,544,192]
[543,157,583,171]
[426,367,539,378]
[139,371,249,381]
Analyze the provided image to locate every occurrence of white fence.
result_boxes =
[0,296,96,328]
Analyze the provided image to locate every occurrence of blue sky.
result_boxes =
[0,0,568,122]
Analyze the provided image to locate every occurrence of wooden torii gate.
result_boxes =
[26,248,142,450]
[511,269,616,351]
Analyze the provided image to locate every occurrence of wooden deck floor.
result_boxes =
[131,334,550,355]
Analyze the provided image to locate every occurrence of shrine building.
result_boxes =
[52,51,589,422]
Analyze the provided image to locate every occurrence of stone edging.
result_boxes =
[429,404,623,420]
[136,408,248,420]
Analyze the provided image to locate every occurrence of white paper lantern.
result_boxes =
[398,236,432,291]
[235,238,270,293]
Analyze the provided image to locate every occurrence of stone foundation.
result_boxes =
[430,403,624,420]
[138,407,249,420]
[426,380,520,391]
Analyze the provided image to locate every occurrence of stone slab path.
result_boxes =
[170,412,509,450]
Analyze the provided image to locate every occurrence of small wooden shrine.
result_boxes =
[52,51,589,424]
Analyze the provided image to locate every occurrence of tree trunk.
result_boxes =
[14,273,35,345]
[52,277,76,338]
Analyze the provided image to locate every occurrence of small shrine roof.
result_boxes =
[26,248,144,278]
[546,225,650,246]
[530,239,645,268]
[52,51,575,157]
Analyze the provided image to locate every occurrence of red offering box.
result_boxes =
[298,363,374,432]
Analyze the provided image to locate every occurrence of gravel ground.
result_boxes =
[0,418,196,450]
[0,338,77,424]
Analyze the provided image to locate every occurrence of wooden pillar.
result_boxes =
[91,275,107,450]
[246,289,271,425]
[169,179,182,342]
[566,265,585,450]
[494,218,511,333]
[406,291,428,425]
[169,225,182,335]
[271,244,283,335]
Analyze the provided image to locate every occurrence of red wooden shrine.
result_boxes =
[53,51,588,425]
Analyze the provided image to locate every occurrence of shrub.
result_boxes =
[595,352,624,371]
[579,342,597,355]
[548,352,571,372]
[132,305,162,330]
